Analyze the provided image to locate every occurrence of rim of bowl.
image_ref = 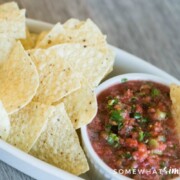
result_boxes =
[81,73,173,180]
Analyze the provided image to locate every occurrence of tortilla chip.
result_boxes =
[36,19,108,52]
[0,35,15,64]
[0,41,39,114]
[0,2,19,11]
[28,48,81,104]
[60,19,108,52]
[63,18,81,29]
[20,28,38,50]
[35,23,64,48]
[0,9,26,39]
[30,103,89,175]
[62,19,108,53]
[7,102,54,152]
[103,46,115,78]
[30,33,38,46]
[35,31,49,47]
[0,101,10,140]
[50,44,114,87]
[170,84,180,140]
[54,80,97,129]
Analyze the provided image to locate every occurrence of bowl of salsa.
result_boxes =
[81,73,180,180]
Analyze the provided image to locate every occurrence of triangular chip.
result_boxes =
[29,103,89,175]
[0,35,15,63]
[36,19,108,53]
[35,23,64,48]
[0,101,10,140]
[103,46,115,78]
[170,84,180,140]
[61,19,108,53]
[63,18,81,29]
[28,48,81,104]
[0,9,26,39]
[20,28,38,50]
[50,44,114,87]
[54,80,97,129]
[35,30,49,47]
[0,2,19,12]
[7,102,54,152]
[0,41,39,114]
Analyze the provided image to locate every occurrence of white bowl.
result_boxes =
[81,73,175,180]
[0,18,179,180]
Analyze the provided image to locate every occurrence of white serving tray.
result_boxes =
[0,19,179,180]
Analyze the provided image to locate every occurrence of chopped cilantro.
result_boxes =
[138,131,145,142]
[105,124,112,132]
[144,131,151,138]
[151,88,160,97]
[131,105,136,112]
[110,110,124,129]
[107,133,119,147]
[107,98,119,110]
[134,112,142,119]
[122,152,132,159]
[141,117,148,123]
[131,97,138,102]
[110,110,123,122]
[108,98,118,106]
[121,78,128,83]
[118,122,123,130]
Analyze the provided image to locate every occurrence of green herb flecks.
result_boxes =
[134,112,149,124]
[141,117,148,123]
[110,110,123,122]
[105,124,112,132]
[107,98,119,109]
[138,131,145,142]
[151,88,160,97]
[134,112,142,119]
[122,152,132,159]
[107,133,119,147]
[131,97,138,103]
[121,78,128,83]
[110,110,124,129]
[108,98,118,106]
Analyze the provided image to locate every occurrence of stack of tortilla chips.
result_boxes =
[0,2,115,175]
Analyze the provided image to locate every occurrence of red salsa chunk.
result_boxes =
[88,80,180,180]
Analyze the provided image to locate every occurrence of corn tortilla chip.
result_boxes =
[28,48,81,104]
[35,30,49,47]
[20,28,38,50]
[30,103,89,175]
[35,23,64,48]
[0,41,39,114]
[7,102,54,152]
[63,18,81,29]
[50,44,114,87]
[103,46,115,78]
[0,9,26,39]
[30,33,38,46]
[170,84,180,140]
[36,19,108,53]
[0,2,19,11]
[60,18,108,52]
[0,101,10,140]
[0,35,15,64]
[54,80,97,129]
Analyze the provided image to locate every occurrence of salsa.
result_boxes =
[87,80,180,180]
